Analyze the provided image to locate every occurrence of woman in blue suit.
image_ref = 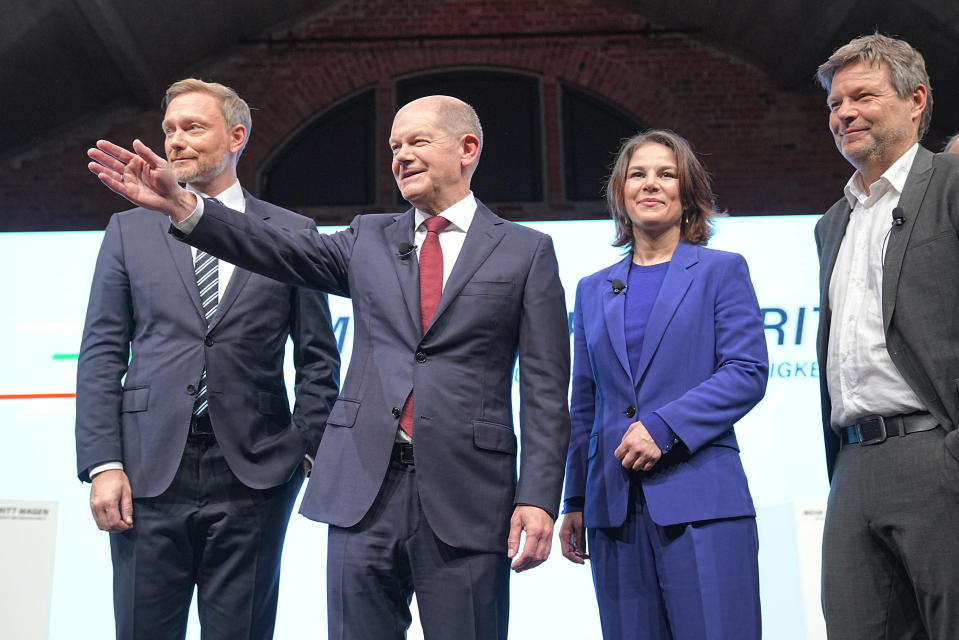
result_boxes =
[560,130,768,639]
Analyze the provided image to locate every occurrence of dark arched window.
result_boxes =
[261,88,376,207]
[396,70,542,203]
[561,84,645,201]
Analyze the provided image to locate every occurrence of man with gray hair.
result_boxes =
[76,78,340,638]
[814,33,959,637]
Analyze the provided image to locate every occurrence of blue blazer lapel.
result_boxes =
[881,146,933,332]
[161,216,206,320]
[209,194,267,331]
[428,202,506,334]
[634,242,698,383]
[385,208,422,334]
[603,255,632,378]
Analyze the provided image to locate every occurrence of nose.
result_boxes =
[167,129,186,150]
[834,98,856,122]
[641,174,659,191]
[394,143,413,163]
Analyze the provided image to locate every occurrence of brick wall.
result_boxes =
[0,0,851,231]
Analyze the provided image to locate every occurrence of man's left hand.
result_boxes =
[507,505,553,572]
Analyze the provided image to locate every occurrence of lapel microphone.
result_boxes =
[398,242,415,258]
[892,206,906,227]
[611,278,626,294]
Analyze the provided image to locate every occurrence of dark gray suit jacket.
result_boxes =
[815,147,959,479]
[178,200,571,553]
[76,192,340,496]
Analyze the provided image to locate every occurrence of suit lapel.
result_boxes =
[634,242,697,383]
[881,146,933,332]
[603,255,633,378]
[385,209,422,334]
[427,203,506,334]
[208,193,267,331]
[160,216,206,320]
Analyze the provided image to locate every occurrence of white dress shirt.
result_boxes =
[826,143,926,428]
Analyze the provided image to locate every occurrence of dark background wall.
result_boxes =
[2,0,957,231]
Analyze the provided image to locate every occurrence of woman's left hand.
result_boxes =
[614,421,663,471]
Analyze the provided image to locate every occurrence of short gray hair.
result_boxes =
[816,33,932,141]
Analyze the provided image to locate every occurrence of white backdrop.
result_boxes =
[0,216,829,639]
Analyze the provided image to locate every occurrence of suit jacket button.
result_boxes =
[187,385,197,395]
[625,405,636,418]
[415,351,427,363]
[204,336,214,347]
[392,407,401,418]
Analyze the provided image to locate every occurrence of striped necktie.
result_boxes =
[192,248,218,416]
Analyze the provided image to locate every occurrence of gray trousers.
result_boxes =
[822,427,959,639]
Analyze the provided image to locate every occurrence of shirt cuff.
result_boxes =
[563,496,585,514]
[641,412,680,455]
[89,461,123,478]
[171,193,204,234]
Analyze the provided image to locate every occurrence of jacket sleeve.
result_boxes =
[288,220,342,459]
[645,254,769,454]
[514,234,571,519]
[563,278,593,512]
[75,214,132,482]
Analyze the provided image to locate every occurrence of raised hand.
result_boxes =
[87,139,196,220]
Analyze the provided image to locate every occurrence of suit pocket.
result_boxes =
[121,387,149,412]
[258,391,290,417]
[328,398,360,428]
[587,434,600,460]
[473,420,517,454]
[460,281,513,296]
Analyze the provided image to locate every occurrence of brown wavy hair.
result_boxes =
[606,129,716,248]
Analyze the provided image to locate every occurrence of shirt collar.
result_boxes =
[414,192,476,232]
[187,180,246,213]
[843,143,919,209]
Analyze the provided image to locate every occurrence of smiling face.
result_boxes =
[827,60,926,184]
[389,97,478,215]
[162,91,245,195]
[622,142,683,246]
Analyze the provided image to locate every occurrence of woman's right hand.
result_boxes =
[559,512,589,564]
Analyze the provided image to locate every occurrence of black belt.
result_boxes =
[188,414,216,443]
[391,442,414,465]
[841,412,939,446]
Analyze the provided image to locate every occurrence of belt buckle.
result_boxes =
[856,416,887,446]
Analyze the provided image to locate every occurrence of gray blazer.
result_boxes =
[76,192,341,496]
[178,200,572,554]
[815,147,959,478]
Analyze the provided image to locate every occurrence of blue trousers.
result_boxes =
[587,486,761,639]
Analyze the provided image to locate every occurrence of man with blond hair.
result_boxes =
[76,78,340,639]
[815,34,959,637]
[86,94,570,640]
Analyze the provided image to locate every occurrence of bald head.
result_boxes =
[945,132,959,154]
[400,96,484,159]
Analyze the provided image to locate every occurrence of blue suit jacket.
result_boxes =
[564,242,768,528]
[75,192,340,496]
[178,199,571,553]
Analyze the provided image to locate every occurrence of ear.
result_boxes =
[228,124,247,155]
[460,133,481,170]
[909,84,928,126]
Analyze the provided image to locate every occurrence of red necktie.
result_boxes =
[399,215,451,437]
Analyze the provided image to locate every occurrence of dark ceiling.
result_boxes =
[5,0,959,164]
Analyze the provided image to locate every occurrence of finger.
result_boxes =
[613,442,627,461]
[88,147,127,175]
[512,525,551,572]
[120,488,134,527]
[95,139,136,164]
[506,517,521,559]
[132,138,166,168]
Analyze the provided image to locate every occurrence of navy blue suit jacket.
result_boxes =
[75,192,340,496]
[178,199,571,553]
[565,242,768,528]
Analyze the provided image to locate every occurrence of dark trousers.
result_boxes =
[110,438,303,640]
[326,457,511,640]
[587,485,761,640]
[822,427,959,640]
